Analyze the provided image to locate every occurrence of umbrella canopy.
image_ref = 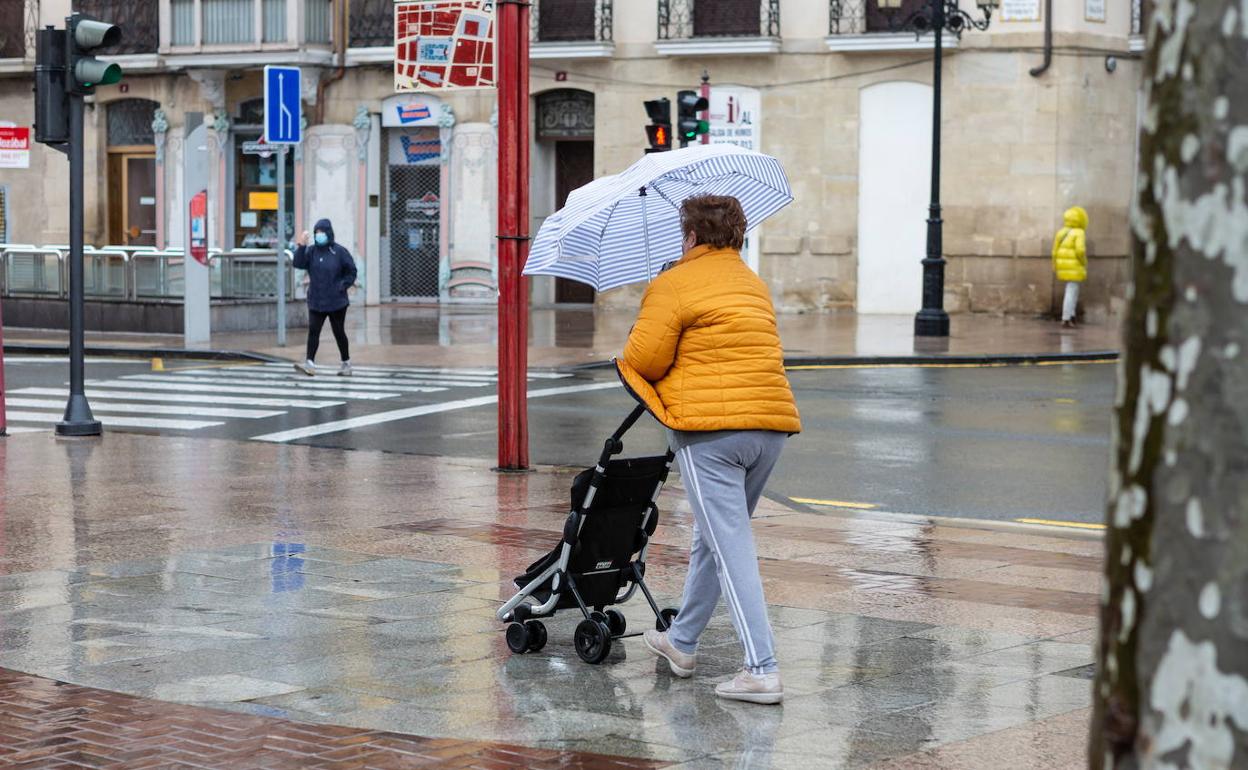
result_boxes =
[524,144,792,292]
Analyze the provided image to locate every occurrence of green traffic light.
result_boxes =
[74,59,122,87]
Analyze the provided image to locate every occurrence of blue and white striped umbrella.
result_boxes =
[524,144,793,292]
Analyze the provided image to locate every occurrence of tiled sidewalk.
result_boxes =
[0,433,1101,768]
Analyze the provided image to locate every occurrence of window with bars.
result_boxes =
[74,0,160,53]
[658,0,779,40]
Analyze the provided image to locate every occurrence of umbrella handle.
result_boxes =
[640,186,652,282]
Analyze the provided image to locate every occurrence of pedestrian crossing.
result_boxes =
[5,361,569,435]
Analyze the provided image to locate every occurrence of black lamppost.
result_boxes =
[881,0,998,337]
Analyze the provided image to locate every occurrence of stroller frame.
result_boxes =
[497,404,679,664]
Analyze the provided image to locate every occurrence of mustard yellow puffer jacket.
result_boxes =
[1052,206,1088,283]
[616,244,802,433]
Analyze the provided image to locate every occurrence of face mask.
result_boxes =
[314,232,328,246]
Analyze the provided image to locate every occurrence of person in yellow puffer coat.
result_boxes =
[1052,206,1088,328]
[618,194,799,706]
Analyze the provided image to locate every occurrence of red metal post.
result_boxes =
[496,0,530,470]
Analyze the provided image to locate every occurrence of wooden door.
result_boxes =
[554,140,595,304]
[126,156,157,246]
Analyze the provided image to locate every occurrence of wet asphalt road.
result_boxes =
[2,356,1114,525]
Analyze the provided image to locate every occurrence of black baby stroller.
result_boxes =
[497,404,680,664]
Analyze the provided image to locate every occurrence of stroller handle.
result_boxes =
[599,404,649,463]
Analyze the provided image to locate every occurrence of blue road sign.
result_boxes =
[263,65,301,145]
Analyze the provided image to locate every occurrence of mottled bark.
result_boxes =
[1090,1,1248,769]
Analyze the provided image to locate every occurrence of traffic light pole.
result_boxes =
[57,92,101,436]
[496,0,530,471]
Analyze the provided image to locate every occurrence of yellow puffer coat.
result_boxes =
[616,244,802,433]
[1052,206,1088,283]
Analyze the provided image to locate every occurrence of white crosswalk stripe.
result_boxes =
[91,379,399,400]
[121,374,442,395]
[4,398,283,419]
[10,387,343,409]
[158,369,489,388]
[3,360,584,437]
[254,361,572,379]
[5,410,223,431]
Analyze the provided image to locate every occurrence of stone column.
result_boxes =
[152,109,169,249]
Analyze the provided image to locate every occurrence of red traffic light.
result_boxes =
[645,123,671,151]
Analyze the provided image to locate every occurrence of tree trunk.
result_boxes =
[1089,1,1248,768]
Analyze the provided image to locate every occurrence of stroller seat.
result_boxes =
[497,405,679,664]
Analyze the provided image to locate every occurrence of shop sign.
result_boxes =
[0,126,31,169]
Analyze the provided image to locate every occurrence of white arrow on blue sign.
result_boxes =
[263,65,302,145]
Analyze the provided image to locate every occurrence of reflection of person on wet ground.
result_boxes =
[616,195,802,705]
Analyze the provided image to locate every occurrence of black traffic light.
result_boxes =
[676,90,709,147]
[644,97,671,153]
[67,14,122,94]
[34,27,69,145]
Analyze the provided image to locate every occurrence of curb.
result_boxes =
[565,350,1120,372]
[3,342,287,364]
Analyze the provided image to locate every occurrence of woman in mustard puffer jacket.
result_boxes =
[1052,206,1088,328]
[618,194,799,705]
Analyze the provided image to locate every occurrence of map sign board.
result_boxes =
[394,0,495,92]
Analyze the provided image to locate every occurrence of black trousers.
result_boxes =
[307,307,349,363]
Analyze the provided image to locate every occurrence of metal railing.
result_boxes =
[349,0,392,48]
[658,0,779,40]
[73,0,159,54]
[830,0,933,35]
[1,244,300,302]
[531,0,612,43]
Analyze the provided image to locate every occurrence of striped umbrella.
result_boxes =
[524,144,793,292]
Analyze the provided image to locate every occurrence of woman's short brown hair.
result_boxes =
[681,195,746,251]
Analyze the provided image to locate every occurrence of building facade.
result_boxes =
[0,0,1148,318]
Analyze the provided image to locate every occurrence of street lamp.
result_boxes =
[881,0,997,337]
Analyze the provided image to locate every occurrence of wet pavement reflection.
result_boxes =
[0,433,1098,768]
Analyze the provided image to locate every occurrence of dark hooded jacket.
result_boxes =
[293,218,357,313]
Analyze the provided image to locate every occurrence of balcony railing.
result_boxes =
[830,0,931,35]
[0,0,37,60]
[349,0,392,48]
[658,0,779,39]
[531,0,612,43]
[72,0,159,53]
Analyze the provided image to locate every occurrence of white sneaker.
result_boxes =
[294,360,316,376]
[715,669,783,705]
[337,361,353,377]
[643,629,696,678]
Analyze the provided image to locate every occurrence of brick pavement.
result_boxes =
[0,668,667,769]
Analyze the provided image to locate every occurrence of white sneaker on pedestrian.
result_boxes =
[337,361,353,377]
[715,669,783,705]
[643,629,696,678]
[294,360,316,376]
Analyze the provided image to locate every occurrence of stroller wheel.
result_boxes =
[574,619,613,664]
[656,607,679,631]
[525,620,547,652]
[505,622,530,654]
[605,609,627,637]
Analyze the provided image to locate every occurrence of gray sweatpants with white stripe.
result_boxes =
[667,428,787,675]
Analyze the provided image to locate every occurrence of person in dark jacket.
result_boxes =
[292,218,357,376]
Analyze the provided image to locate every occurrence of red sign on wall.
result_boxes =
[394,1,495,92]
[0,127,31,169]
[189,190,209,266]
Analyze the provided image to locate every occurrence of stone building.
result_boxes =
[0,0,1147,321]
